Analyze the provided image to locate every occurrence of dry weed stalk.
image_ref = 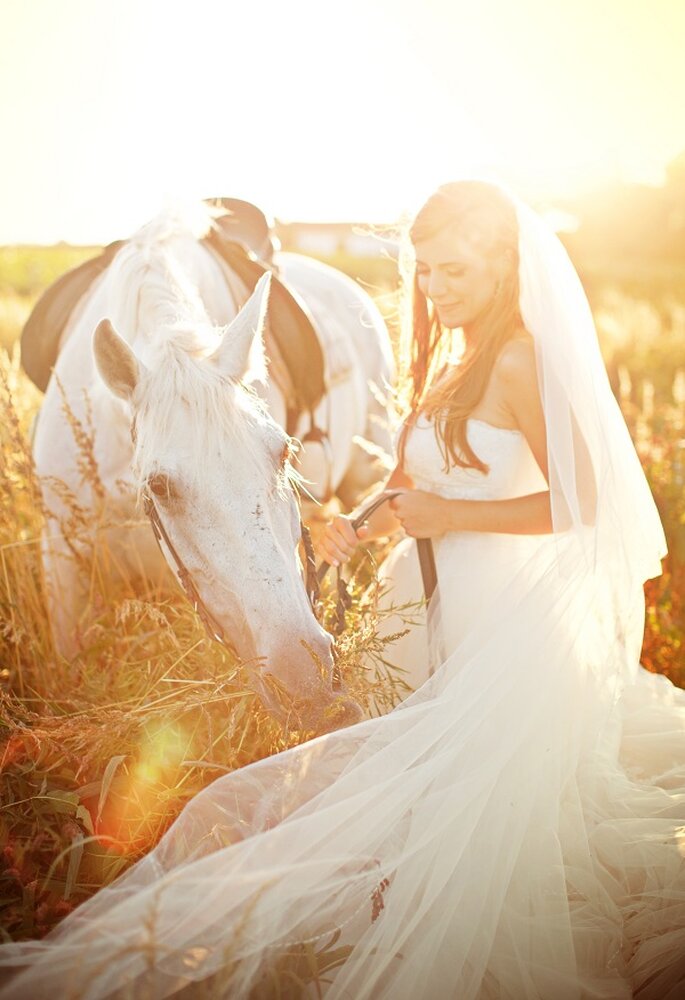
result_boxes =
[0,357,413,956]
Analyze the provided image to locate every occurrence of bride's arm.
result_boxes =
[499,337,549,482]
[392,490,554,537]
[390,489,553,537]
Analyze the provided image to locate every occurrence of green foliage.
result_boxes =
[0,245,100,354]
[0,245,100,299]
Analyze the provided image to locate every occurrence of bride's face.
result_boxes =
[414,224,500,331]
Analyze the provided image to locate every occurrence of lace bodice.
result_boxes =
[404,415,546,500]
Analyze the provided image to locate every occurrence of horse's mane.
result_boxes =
[105,206,220,358]
[104,207,278,489]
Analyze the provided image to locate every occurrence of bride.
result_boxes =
[1,181,684,999]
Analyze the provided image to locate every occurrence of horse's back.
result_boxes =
[274,252,395,501]
[275,252,394,383]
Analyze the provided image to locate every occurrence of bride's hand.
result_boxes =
[389,490,453,538]
[316,514,370,567]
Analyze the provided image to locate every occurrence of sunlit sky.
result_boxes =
[1,0,684,243]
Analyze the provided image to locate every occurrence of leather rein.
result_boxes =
[142,485,437,649]
[142,488,235,653]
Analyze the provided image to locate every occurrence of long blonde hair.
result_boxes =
[398,182,522,473]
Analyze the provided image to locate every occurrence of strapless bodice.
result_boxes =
[382,414,550,682]
[404,415,546,500]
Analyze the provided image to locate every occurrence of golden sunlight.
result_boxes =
[0,0,683,242]
[95,720,193,854]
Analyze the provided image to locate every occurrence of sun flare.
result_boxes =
[0,0,683,242]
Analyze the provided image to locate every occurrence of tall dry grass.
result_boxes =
[1,247,683,995]
[594,289,685,686]
[0,349,410,952]
[0,246,101,353]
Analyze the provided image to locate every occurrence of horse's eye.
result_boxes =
[148,473,172,499]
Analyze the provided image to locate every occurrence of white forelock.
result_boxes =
[132,345,279,487]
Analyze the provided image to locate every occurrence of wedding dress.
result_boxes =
[1,197,684,1000]
[374,413,549,691]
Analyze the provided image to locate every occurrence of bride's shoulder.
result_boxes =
[493,331,538,389]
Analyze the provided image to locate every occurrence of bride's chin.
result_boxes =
[436,306,468,329]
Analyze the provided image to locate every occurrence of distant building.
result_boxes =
[276,221,399,259]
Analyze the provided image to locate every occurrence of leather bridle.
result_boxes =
[141,481,332,652]
[309,490,437,635]
[142,487,237,653]
[142,482,437,649]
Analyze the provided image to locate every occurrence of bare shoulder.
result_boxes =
[493,333,537,389]
[496,332,545,430]
[493,333,547,477]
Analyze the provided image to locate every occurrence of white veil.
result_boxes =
[0,194,677,1000]
[517,199,665,585]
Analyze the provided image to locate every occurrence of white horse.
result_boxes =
[33,208,393,726]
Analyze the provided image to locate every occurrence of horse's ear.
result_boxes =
[211,272,271,380]
[93,319,142,401]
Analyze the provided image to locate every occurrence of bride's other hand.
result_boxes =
[316,515,370,567]
[390,490,452,538]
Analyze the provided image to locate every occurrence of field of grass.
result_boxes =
[0,245,100,355]
[0,243,683,964]
[0,245,411,952]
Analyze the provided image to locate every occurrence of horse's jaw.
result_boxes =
[241,626,361,733]
[168,559,360,733]
[205,600,362,734]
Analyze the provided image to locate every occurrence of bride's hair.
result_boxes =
[398,181,523,472]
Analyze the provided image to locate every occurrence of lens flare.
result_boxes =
[95,720,192,855]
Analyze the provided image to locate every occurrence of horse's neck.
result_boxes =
[46,234,269,495]
[132,239,241,365]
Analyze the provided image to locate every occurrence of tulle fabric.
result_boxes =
[1,193,683,1000]
[1,546,683,999]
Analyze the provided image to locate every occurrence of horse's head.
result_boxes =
[93,275,361,733]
